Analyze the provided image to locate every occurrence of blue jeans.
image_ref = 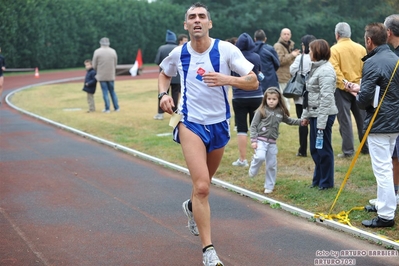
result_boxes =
[309,115,336,188]
[100,81,119,111]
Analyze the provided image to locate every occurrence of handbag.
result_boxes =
[283,55,306,98]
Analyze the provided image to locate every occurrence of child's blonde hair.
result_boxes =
[84,59,92,65]
[257,87,290,117]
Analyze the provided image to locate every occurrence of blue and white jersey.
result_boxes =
[160,38,254,125]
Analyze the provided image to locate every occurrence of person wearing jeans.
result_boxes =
[301,39,338,190]
[99,81,119,112]
[309,115,336,189]
[92,37,120,113]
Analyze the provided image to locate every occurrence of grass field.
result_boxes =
[10,77,399,245]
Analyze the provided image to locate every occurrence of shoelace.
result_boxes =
[205,249,220,263]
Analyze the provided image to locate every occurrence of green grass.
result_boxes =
[10,78,399,242]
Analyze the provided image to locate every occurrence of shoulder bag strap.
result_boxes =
[299,54,304,73]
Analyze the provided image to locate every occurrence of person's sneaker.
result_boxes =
[182,199,199,236]
[337,153,353,158]
[362,216,395,228]
[102,109,110,113]
[115,108,120,112]
[153,113,164,120]
[369,198,377,205]
[248,169,255,178]
[232,159,248,167]
[264,188,273,194]
[203,247,223,266]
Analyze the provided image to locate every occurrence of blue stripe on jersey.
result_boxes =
[180,43,190,123]
[209,39,230,120]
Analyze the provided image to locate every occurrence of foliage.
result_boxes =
[0,0,397,69]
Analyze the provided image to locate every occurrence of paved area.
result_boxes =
[0,69,398,265]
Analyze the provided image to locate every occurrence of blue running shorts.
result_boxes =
[173,120,230,153]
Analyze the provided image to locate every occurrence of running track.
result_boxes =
[0,69,398,265]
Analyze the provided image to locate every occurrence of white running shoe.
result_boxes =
[232,159,248,167]
[264,188,273,194]
[369,198,377,205]
[248,169,255,178]
[153,113,164,120]
[203,247,223,266]
[182,199,199,236]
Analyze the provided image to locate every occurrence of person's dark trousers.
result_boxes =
[334,89,368,155]
[157,84,181,113]
[232,97,263,132]
[295,103,308,156]
[309,115,336,188]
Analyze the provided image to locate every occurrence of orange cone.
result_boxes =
[35,67,39,78]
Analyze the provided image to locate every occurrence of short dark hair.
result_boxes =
[384,14,399,37]
[309,39,331,61]
[178,34,188,42]
[84,59,92,64]
[185,2,210,21]
[365,23,388,46]
[301,35,316,54]
[226,37,237,45]
[254,29,266,41]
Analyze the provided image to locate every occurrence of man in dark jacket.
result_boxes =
[253,29,280,93]
[153,30,188,120]
[350,23,399,228]
[384,14,399,206]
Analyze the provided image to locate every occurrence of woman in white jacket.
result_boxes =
[301,39,338,190]
[290,35,316,157]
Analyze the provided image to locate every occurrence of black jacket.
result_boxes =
[232,32,263,98]
[357,44,399,133]
[83,68,97,94]
[254,41,280,93]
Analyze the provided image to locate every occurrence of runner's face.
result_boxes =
[184,7,212,39]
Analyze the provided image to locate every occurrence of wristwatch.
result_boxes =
[158,91,168,100]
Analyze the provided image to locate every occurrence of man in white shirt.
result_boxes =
[157,3,258,265]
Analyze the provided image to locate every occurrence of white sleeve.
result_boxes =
[159,47,181,78]
[225,42,254,76]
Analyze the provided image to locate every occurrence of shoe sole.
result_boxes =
[182,201,199,236]
[203,262,224,266]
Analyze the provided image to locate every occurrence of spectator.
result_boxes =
[82,59,97,113]
[274,28,301,111]
[381,14,399,206]
[253,29,280,93]
[157,3,258,265]
[248,87,302,194]
[354,23,399,228]
[226,37,237,45]
[330,22,368,157]
[154,30,188,120]
[301,39,338,190]
[0,47,5,105]
[231,32,263,167]
[92,37,119,113]
[290,34,316,157]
